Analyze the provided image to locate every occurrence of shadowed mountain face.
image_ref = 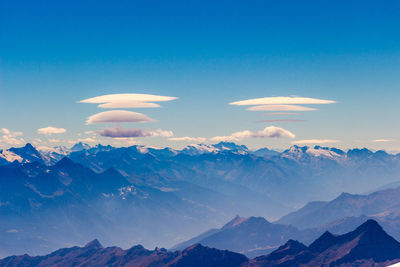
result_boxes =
[2,220,400,267]
[249,220,400,267]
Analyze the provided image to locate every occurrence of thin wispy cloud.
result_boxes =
[292,139,341,145]
[79,93,178,109]
[169,136,207,142]
[37,126,67,135]
[97,125,173,138]
[230,96,336,106]
[86,110,155,124]
[263,112,300,116]
[371,139,393,143]
[248,105,317,111]
[211,126,295,142]
[255,119,307,123]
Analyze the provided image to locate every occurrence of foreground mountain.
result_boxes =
[171,215,317,257]
[249,220,400,266]
[0,241,248,267]
[2,220,400,267]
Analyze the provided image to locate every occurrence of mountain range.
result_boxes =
[2,142,400,257]
[2,220,400,267]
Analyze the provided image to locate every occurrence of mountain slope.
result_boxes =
[276,186,400,234]
[249,220,400,266]
[171,215,317,257]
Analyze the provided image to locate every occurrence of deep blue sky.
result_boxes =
[1,0,400,150]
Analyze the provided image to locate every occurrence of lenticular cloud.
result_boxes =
[79,93,178,109]
[97,125,173,138]
[230,96,335,113]
[230,96,336,106]
[86,110,155,124]
[211,126,296,142]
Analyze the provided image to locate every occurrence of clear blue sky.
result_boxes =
[1,0,400,151]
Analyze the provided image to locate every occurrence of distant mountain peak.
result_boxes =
[84,239,103,249]
[221,215,250,229]
[70,142,90,152]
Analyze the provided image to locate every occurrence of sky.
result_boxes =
[1,0,400,151]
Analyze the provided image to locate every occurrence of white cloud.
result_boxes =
[230,96,336,106]
[112,138,140,146]
[0,128,25,145]
[86,110,155,124]
[1,128,11,135]
[37,126,67,135]
[371,139,393,143]
[1,128,22,137]
[98,101,161,108]
[84,131,95,135]
[97,125,173,138]
[292,139,341,145]
[211,126,295,142]
[263,112,300,116]
[79,93,178,109]
[78,137,97,143]
[48,139,61,143]
[248,105,317,111]
[255,119,307,123]
[32,138,42,145]
[169,136,207,142]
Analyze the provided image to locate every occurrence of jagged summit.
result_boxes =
[84,239,103,249]
[70,142,90,152]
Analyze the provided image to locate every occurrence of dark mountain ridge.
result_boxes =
[2,220,400,267]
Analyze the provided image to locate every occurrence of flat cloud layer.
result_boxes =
[230,96,336,106]
[371,139,392,143]
[86,110,155,124]
[98,125,173,138]
[169,136,207,142]
[292,139,341,144]
[255,119,307,123]
[79,93,178,109]
[248,105,317,111]
[211,126,295,142]
[37,126,67,135]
